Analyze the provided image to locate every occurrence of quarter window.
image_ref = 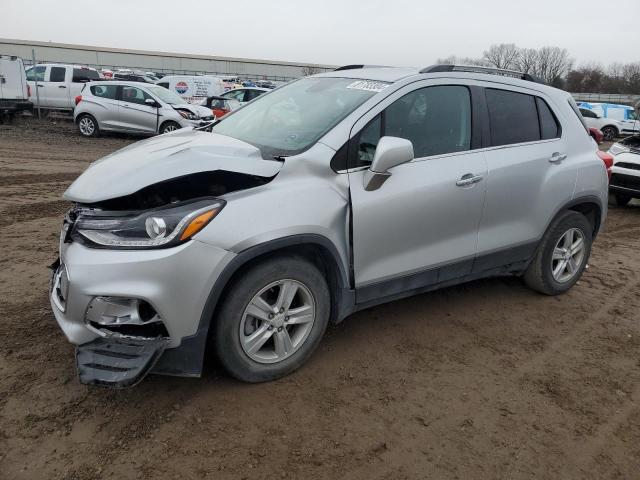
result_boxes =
[351,85,472,168]
[49,67,66,82]
[580,108,598,119]
[537,98,561,140]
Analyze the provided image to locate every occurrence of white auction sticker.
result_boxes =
[346,80,390,93]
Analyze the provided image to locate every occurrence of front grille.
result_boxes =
[615,162,640,171]
[610,173,640,191]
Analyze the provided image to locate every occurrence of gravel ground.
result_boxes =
[1,118,639,480]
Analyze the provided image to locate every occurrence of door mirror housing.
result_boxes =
[145,98,161,108]
[363,136,414,191]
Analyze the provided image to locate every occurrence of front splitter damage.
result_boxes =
[76,337,169,388]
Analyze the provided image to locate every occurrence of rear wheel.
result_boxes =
[214,256,330,382]
[614,193,632,207]
[77,114,99,137]
[601,126,618,142]
[159,121,181,135]
[524,211,592,295]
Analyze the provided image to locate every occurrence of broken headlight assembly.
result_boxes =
[176,109,199,120]
[71,198,225,249]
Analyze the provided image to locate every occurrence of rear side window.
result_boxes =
[580,108,598,119]
[90,85,118,99]
[49,67,66,82]
[72,68,100,83]
[26,66,45,82]
[486,89,540,146]
[536,98,560,140]
[157,82,169,89]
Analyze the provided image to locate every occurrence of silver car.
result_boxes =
[73,81,216,137]
[52,65,608,387]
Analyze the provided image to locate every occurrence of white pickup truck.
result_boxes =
[26,64,101,111]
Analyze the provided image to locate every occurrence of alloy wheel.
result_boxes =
[239,279,316,364]
[79,117,95,136]
[551,228,586,283]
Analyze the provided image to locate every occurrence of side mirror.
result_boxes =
[363,136,414,191]
[145,98,161,108]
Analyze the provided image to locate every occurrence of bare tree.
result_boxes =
[483,43,520,70]
[301,65,323,77]
[535,47,573,86]
[517,48,539,74]
[435,55,489,67]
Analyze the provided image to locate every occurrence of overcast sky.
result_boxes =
[3,0,639,67]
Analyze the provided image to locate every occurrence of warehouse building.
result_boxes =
[0,38,334,81]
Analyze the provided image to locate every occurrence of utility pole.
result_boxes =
[31,49,41,119]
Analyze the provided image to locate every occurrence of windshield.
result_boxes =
[147,85,186,105]
[212,77,386,157]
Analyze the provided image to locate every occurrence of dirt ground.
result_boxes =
[1,118,639,480]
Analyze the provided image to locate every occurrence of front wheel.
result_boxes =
[601,126,618,142]
[214,256,330,382]
[524,211,593,295]
[159,121,181,135]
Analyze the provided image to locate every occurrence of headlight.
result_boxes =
[177,109,198,120]
[72,199,224,249]
[609,143,629,156]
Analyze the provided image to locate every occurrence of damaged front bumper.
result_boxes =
[50,239,235,387]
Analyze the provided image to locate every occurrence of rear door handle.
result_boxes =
[37,84,44,87]
[58,85,67,89]
[549,152,567,163]
[456,173,484,187]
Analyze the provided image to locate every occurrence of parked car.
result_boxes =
[52,65,607,387]
[25,64,100,110]
[579,102,639,137]
[101,69,114,80]
[254,80,277,89]
[113,72,156,83]
[579,107,624,141]
[608,135,640,206]
[73,81,215,137]
[156,75,225,105]
[221,87,269,104]
[201,95,241,118]
[0,55,32,119]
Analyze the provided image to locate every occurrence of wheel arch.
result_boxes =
[549,195,603,239]
[151,234,355,378]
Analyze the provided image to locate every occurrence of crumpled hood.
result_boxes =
[175,103,214,118]
[64,130,282,203]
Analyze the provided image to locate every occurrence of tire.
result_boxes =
[159,121,181,135]
[523,211,592,295]
[77,114,99,137]
[601,126,618,142]
[214,255,330,382]
[614,193,632,207]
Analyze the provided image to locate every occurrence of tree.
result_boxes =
[483,43,520,70]
[435,55,488,67]
[301,65,323,77]
[517,48,539,74]
[535,46,573,86]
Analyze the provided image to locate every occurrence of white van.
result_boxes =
[0,55,32,118]
[156,75,224,104]
[26,63,101,111]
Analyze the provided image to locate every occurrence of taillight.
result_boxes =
[597,150,614,180]
[588,127,603,145]
[74,95,82,106]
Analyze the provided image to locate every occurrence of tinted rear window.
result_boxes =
[49,67,66,82]
[72,68,100,83]
[486,89,540,146]
[536,98,560,140]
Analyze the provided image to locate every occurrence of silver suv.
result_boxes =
[51,65,608,387]
[73,81,215,137]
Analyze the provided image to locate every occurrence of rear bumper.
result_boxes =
[0,99,33,113]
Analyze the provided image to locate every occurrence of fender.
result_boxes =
[152,234,355,377]
[548,194,605,238]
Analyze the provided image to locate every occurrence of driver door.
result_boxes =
[347,83,488,303]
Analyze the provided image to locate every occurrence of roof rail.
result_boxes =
[333,64,391,72]
[420,64,545,84]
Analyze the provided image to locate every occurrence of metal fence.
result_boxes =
[571,93,640,106]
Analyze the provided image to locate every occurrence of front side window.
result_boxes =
[26,66,45,82]
[213,77,382,158]
[90,85,118,99]
[351,85,472,168]
[49,67,66,82]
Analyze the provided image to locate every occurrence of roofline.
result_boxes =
[0,37,335,70]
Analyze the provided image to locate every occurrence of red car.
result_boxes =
[203,96,241,118]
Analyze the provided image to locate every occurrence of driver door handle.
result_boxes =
[58,85,67,88]
[456,173,484,187]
